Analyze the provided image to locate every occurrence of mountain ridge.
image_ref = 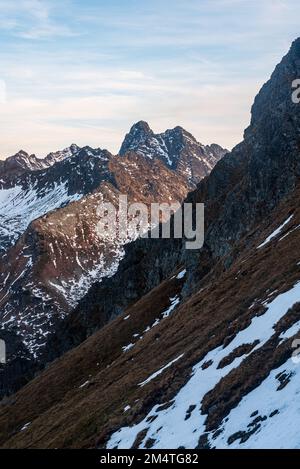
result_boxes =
[0,38,298,448]
[0,125,225,397]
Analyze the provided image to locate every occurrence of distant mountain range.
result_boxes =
[120,121,226,186]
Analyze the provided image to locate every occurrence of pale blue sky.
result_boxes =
[0,0,300,157]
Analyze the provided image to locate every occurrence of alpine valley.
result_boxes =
[0,123,226,397]
[1,38,300,450]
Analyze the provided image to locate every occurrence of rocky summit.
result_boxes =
[0,126,224,398]
[1,38,300,451]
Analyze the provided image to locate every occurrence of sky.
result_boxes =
[0,0,300,158]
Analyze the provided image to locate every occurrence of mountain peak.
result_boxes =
[15,149,29,156]
[165,126,198,143]
[44,144,81,166]
[0,150,44,180]
[119,121,153,156]
[119,121,226,184]
[68,143,81,154]
[8,150,31,161]
[0,145,83,183]
[290,36,300,55]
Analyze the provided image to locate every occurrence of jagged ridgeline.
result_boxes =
[0,123,226,397]
[1,39,300,449]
